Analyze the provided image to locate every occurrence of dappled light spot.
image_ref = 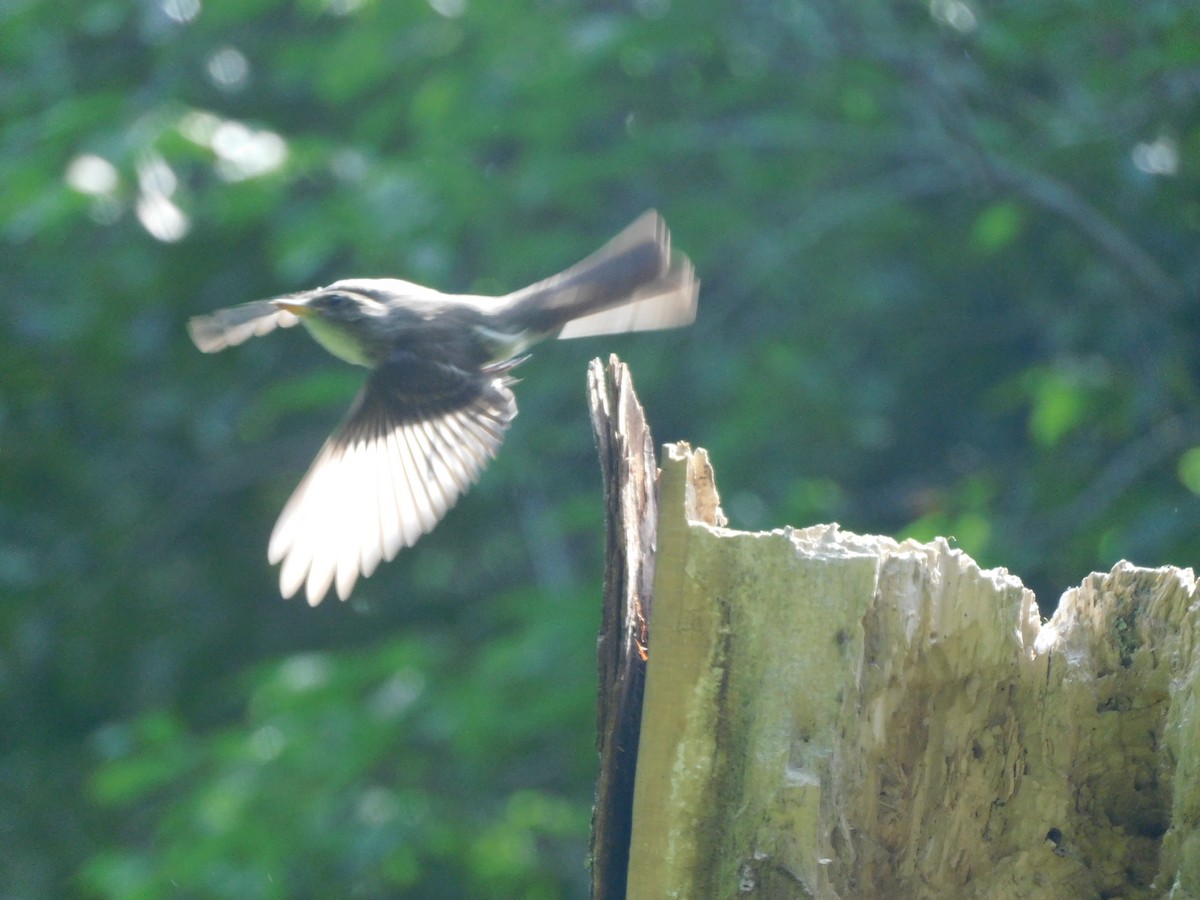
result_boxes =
[136,190,189,243]
[136,152,177,197]
[65,155,125,225]
[135,153,187,241]
[278,653,332,692]
[428,0,466,19]
[368,670,427,720]
[1132,137,1177,176]
[249,725,286,761]
[159,0,199,24]
[929,0,977,33]
[206,46,249,92]
[212,121,288,182]
[178,109,221,145]
[356,786,401,825]
[177,111,289,181]
[64,154,118,196]
[329,148,368,182]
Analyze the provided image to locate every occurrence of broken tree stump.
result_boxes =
[588,356,1200,899]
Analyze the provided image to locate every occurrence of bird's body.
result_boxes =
[189,210,697,605]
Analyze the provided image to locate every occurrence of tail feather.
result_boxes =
[556,256,697,339]
[495,210,697,339]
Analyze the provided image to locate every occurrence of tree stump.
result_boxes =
[589,356,1200,899]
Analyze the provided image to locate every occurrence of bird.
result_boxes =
[188,210,698,606]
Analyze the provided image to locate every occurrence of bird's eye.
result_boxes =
[323,293,347,309]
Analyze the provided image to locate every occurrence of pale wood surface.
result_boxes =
[625,441,1200,899]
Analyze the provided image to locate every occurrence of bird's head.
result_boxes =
[273,289,379,323]
[272,288,386,367]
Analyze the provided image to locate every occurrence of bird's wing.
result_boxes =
[187,299,301,353]
[268,352,519,606]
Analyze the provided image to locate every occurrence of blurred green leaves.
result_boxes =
[970,201,1025,255]
[1177,448,1200,496]
[1024,363,1105,449]
[81,593,595,898]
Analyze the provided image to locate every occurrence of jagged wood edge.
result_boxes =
[587,355,657,900]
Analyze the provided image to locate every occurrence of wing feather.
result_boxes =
[269,359,519,605]
[188,299,301,352]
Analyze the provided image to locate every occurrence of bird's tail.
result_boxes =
[494,210,698,340]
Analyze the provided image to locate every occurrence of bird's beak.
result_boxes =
[272,296,313,317]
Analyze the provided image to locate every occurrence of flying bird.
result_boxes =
[189,210,698,605]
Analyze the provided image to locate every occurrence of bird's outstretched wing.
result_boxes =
[268,351,521,605]
[187,299,302,353]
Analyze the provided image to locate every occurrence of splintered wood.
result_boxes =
[623,442,1200,900]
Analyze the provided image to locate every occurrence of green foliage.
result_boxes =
[82,592,595,898]
[3,0,1199,895]
[1178,448,1200,496]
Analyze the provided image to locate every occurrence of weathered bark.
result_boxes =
[588,357,660,900]
[588,361,1200,899]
